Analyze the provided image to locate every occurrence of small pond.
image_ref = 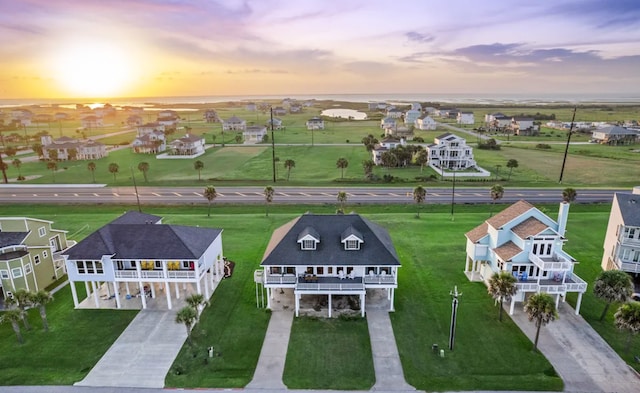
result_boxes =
[320,108,367,120]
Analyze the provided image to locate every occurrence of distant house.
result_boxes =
[289,104,303,113]
[203,109,220,123]
[426,133,476,170]
[386,108,403,119]
[33,113,52,123]
[243,126,267,144]
[137,122,165,135]
[410,102,422,111]
[54,112,71,121]
[80,115,103,129]
[245,102,257,111]
[404,110,421,126]
[266,117,283,130]
[601,187,640,273]
[415,115,436,130]
[591,125,639,145]
[380,117,397,129]
[369,102,387,110]
[126,115,143,126]
[132,131,166,154]
[306,117,325,130]
[464,200,587,315]
[168,134,205,156]
[62,211,225,310]
[438,108,458,118]
[223,116,246,131]
[260,213,401,317]
[384,126,413,141]
[457,111,474,125]
[41,135,107,160]
[512,117,537,136]
[372,137,405,165]
[0,217,73,300]
[273,107,287,116]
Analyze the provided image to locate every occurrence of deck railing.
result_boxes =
[296,282,365,291]
[265,275,298,285]
[529,253,571,271]
[619,260,640,273]
[114,270,196,280]
[364,275,396,285]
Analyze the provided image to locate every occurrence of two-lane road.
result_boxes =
[0,185,623,205]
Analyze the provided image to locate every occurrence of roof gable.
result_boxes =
[615,193,640,226]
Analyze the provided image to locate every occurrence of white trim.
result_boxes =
[11,266,23,278]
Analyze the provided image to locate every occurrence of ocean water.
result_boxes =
[1,92,639,108]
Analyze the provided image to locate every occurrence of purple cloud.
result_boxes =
[406,32,435,44]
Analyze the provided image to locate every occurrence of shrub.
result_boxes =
[536,143,552,149]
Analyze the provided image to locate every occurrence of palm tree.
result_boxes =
[524,293,558,352]
[67,147,78,161]
[194,160,204,181]
[185,293,209,321]
[7,288,32,330]
[175,306,198,345]
[0,309,26,343]
[108,163,119,181]
[264,186,274,217]
[137,162,150,182]
[284,159,295,181]
[562,187,577,203]
[29,290,53,331]
[413,185,426,218]
[87,162,96,182]
[488,272,518,321]
[362,159,374,178]
[46,160,57,182]
[415,149,429,173]
[337,191,348,212]
[614,301,640,353]
[336,157,349,179]
[489,184,504,216]
[12,158,22,179]
[0,154,7,184]
[506,159,518,180]
[203,185,217,217]
[593,270,633,321]
[48,149,59,162]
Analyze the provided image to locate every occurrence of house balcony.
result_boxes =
[618,258,640,273]
[618,236,640,247]
[114,269,198,280]
[529,252,572,271]
[515,273,587,294]
[295,276,365,292]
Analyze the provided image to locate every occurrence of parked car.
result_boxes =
[632,293,640,302]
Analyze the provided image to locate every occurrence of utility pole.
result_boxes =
[130,167,142,212]
[270,108,276,183]
[559,106,577,184]
[450,170,456,220]
[449,285,461,350]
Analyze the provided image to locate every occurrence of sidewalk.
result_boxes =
[509,303,640,393]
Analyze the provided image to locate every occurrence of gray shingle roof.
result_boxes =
[0,232,29,248]
[110,211,162,225]
[261,214,400,266]
[616,193,640,227]
[63,222,221,260]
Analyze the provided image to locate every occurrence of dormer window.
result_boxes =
[298,226,320,251]
[341,225,364,251]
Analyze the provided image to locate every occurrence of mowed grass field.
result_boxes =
[6,203,630,390]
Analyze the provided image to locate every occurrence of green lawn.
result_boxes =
[1,203,639,389]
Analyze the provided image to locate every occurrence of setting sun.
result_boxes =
[51,40,136,97]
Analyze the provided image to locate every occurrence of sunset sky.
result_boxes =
[1,0,639,99]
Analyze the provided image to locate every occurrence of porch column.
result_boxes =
[125,282,131,296]
[328,294,332,318]
[70,280,79,307]
[361,293,366,317]
[105,283,111,297]
[174,282,180,299]
[113,282,121,309]
[91,281,99,308]
[575,292,583,315]
[139,282,147,309]
[509,298,516,315]
[165,281,172,310]
[266,288,272,309]
[555,294,560,310]
[295,292,299,317]
[464,257,469,273]
[150,283,156,298]
[389,288,394,312]
[196,279,202,295]
[204,273,210,299]
[84,281,91,298]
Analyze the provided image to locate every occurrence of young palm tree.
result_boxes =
[87,161,96,182]
[12,158,22,178]
[413,185,426,218]
[137,162,150,182]
[488,271,518,321]
[0,309,26,344]
[415,149,429,173]
[506,159,518,180]
[7,288,32,330]
[29,290,54,331]
[489,184,504,216]
[593,270,633,321]
[203,185,217,217]
[46,160,58,183]
[614,301,640,353]
[284,159,295,181]
[194,160,204,181]
[562,187,577,203]
[362,159,374,178]
[185,293,209,321]
[175,306,198,345]
[336,157,349,179]
[108,162,119,181]
[337,191,348,213]
[524,293,558,352]
[264,186,274,217]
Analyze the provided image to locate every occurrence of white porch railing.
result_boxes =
[364,275,396,285]
[296,282,364,291]
[529,252,571,271]
[114,270,196,280]
[565,273,588,292]
[516,282,539,292]
[539,284,566,294]
[620,260,640,273]
[265,275,298,285]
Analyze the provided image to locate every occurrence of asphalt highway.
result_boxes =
[0,185,624,205]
